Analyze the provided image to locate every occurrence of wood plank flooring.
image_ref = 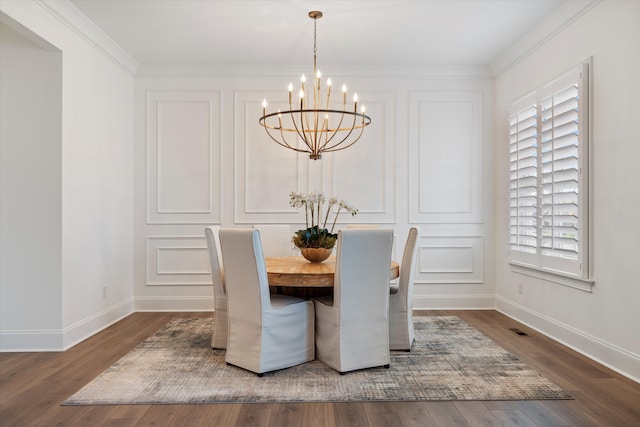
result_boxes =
[1,310,638,426]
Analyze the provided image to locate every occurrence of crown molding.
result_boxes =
[490,0,601,76]
[136,63,494,79]
[35,0,139,75]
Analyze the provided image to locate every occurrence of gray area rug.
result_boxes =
[63,316,572,405]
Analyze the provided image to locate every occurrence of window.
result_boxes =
[508,61,591,282]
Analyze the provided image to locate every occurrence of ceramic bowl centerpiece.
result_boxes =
[290,191,358,263]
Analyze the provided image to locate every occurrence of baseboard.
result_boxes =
[62,298,134,350]
[134,296,214,312]
[0,298,134,352]
[413,293,495,310]
[496,296,640,383]
[0,328,63,351]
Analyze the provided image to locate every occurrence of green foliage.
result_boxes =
[292,225,338,249]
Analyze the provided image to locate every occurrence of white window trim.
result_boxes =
[508,58,594,292]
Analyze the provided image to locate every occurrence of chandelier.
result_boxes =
[259,11,371,160]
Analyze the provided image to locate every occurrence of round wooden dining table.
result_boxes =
[265,256,400,287]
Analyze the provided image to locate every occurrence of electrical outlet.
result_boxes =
[102,285,107,299]
[517,281,523,295]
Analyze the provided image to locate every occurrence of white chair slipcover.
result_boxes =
[253,224,294,257]
[346,224,396,261]
[205,226,227,350]
[389,227,419,351]
[313,228,394,374]
[219,228,315,376]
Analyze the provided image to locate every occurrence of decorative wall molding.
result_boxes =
[415,235,484,284]
[134,296,215,312]
[146,90,222,224]
[413,293,495,310]
[137,78,490,310]
[234,90,306,223]
[146,236,212,286]
[325,90,396,224]
[408,90,484,224]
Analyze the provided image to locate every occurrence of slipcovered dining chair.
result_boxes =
[389,227,419,351]
[219,228,315,376]
[346,224,396,260]
[205,226,227,350]
[313,228,394,374]
[253,224,294,257]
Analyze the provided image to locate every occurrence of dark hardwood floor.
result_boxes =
[1,310,639,426]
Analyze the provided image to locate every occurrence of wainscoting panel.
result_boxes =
[146,236,211,286]
[325,90,396,224]
[234,90,306,224]
[416,235,484,284]
[146,90,222,224]
[408,90,483,224]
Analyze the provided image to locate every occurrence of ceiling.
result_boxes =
[69,0,567,68]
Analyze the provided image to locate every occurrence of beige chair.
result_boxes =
[219,228,315,376]
[205,226,227,349]
[253,224,294,257]
[389,227,419,351]
[313,228,394,374]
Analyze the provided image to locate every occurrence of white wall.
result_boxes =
[493,1,640,381]
[133,70,496,312]
[0,22,63,349]
[0,1,137,350]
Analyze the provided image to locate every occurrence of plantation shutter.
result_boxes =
[509,103,539,267]
[508,62,589,279]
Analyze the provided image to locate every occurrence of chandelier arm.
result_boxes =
[259,114,310,153]
[296,110,315,153]
[262,123,310,154]
[278,122,310,154]
[278,109,311,153]
[321,112,371,152]
[318,110,349,151]
[323,123,366,152]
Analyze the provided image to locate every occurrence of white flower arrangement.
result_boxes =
[289,191,358,249]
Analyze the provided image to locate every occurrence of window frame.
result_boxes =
[507,60,594,290]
